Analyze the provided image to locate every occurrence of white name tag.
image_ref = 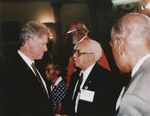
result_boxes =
[80,89,95,102]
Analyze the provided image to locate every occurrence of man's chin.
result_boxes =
[74,65,81,70]
[74,63,78,67]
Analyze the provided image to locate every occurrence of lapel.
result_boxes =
[134,57,150,77]
[124,57,150,95]
[82,63,99,90]
[69,70,81,94]
[17,53,50,98]
[16,53,35,75]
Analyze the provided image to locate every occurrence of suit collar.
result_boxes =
[18,50,33,67]
[125,57,150,95]
[82,63,100,89]
[132,57,150,79]
[132,53,150,77]
[81,63,95,80]
[14,52,34,73]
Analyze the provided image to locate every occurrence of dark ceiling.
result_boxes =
[0,0,112,9]
[0,0,89,2]
[0,0,111,4]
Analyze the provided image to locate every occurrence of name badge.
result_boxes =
[80,89,95,102]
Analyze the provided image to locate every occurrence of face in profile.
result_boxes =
[29,34,48,60]
[45,64,59,81]
[66,29,79,45]
[110,40,123,70]
[73,43,94,70]
[71,32,80,44]
[110,39,131,74]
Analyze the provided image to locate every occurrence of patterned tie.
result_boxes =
[31,63,49,98]
[73,73,83,103]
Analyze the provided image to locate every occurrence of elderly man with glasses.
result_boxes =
[61,39,120,116]
[65,21,111,86]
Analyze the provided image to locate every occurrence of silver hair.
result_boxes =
[19,21,50,46]
[84,39,102,62]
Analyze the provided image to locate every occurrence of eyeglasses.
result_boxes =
[72,49,93,57]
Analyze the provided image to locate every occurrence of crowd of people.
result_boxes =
[1,0,150,116]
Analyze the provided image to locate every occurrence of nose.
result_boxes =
[73,53,78,60]
[72,52,77,58]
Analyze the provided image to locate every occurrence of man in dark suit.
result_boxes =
[1,21,51,116]
[61,39,120,116]
[65,21,111,85]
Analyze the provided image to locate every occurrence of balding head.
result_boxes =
[111,12,150,47]
[110,13,150,73]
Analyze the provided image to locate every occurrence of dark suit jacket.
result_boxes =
[61,63,121,116]
[0,53,51,116]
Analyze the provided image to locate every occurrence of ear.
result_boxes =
[115,38,126,55]
[27,37,34,49]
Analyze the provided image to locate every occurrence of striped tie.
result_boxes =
[31,63,49,98]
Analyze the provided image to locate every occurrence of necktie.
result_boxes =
[73,73,83,103]
[31,63,49,98]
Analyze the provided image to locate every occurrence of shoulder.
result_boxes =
[130,69,150,101]
[92,63,114,78]
[124,64,150,106]
[119,94,150,116]
[57,80,67,90]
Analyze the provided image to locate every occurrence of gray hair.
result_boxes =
[19,21,50,46]
[82,39,102,62]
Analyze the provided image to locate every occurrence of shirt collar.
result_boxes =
[18,50,33,67]
[132,53,150,77]
[54,76,62,87]
[81,63,95,79]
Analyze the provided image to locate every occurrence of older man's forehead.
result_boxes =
[77,45,90,54]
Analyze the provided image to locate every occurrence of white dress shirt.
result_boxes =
[73,63,95,113]
[51,76,62,91]
[17,50,49,97]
